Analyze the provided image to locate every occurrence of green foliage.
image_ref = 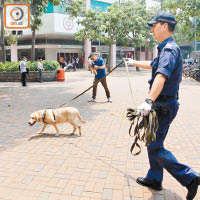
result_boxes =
[0,60,60,72]
[7,34,18,46]
[43,60,60,70]
[0,62,19,72]
[65,0,85,18]
[163,0,200,41]
[29,0,61,31]
[66,1,156,50]
[118,2,158,50]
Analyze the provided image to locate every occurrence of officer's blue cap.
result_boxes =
[147,12,177,27]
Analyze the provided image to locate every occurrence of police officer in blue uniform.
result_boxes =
[127,12,200,200]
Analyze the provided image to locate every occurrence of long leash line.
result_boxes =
[123,58,135,106]
[70,61,124,101]
[123,59,159,155]
[123,58,142,155]
[43,61,124,110]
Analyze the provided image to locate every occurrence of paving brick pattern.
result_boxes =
[0,68,200,200]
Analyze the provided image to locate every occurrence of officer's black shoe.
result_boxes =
[136,177,162,191]
[186,175,200,200]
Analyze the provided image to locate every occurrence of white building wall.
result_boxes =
[45,48,57,60]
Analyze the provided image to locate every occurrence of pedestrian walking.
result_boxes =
[72,57,76,71]
[38,58,44,83]
[20,56,29,87]
[127,12,200,200]
[88,53,112,103]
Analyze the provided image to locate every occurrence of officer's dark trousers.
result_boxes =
[146,99,197,186]
[92,77,110,99]
[21,72,27,86]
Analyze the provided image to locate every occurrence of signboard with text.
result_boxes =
[4,4,30,29]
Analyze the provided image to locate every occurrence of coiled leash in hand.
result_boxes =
[126,108,158,155]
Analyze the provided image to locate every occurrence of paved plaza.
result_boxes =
[0,68,200,200]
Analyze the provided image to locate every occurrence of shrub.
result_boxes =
[0,62,19,72]
[0,60,60,72]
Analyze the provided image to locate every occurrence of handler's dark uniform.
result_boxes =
[146,36,198,186]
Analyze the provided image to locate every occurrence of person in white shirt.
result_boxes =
[38,59,44,83]
[20,56,29,86]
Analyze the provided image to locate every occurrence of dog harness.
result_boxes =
[126,108,158,155]
[42,109,56,124]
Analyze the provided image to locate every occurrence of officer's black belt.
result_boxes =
[157,95,177,101]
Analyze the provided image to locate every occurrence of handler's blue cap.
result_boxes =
[147,12,177,27]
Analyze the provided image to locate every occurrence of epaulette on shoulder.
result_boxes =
[164,43,173,50]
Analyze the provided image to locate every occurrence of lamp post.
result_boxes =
[194,16,197,52]
[161,0,163,11]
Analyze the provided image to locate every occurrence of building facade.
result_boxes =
[1,0,138,66]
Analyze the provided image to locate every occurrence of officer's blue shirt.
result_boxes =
[149,37,183,96]
[93,57,106,79]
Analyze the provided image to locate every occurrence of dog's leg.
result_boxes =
[72,125,77,135]
[78,126,81,136]
[69,122,77,135]
[52,123,59,136]
[40,123,47,134]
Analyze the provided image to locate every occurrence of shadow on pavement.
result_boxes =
[28,132,79,141]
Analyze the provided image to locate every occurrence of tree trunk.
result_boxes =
[108,44,111,72]
[135,48,140,71]
[0,2,6,63]
[108,38,116,72]
[110,43,116,71]
[11,43,18,62]
[31,29,36,61]
[145,46,149,60]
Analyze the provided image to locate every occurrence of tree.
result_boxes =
[66,1,158,71]
[29,0,60,61]
[100,3,129,71]
[118,1,157,66]
[66,2,133,71]
[164,0,200,41]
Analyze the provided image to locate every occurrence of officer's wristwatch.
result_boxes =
[145,98,154,106]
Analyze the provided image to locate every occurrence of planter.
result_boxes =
[0,71,57,82]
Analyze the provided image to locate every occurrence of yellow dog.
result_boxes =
[28,107,86,136]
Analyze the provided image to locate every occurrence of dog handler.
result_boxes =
[88,53,112,103]
[127,12,200,200]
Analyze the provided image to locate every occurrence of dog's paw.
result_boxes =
[55,133,60,137]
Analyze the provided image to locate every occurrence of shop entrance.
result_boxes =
[57,52,78,64]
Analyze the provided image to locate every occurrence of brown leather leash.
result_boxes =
[126,108,158,156]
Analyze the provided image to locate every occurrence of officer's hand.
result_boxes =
[94,65,99,70]
[125,58,134,66]
[137,99,153,116]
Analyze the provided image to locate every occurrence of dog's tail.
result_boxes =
[77,112,86,124]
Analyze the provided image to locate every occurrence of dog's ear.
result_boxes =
[33,112,40,121]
